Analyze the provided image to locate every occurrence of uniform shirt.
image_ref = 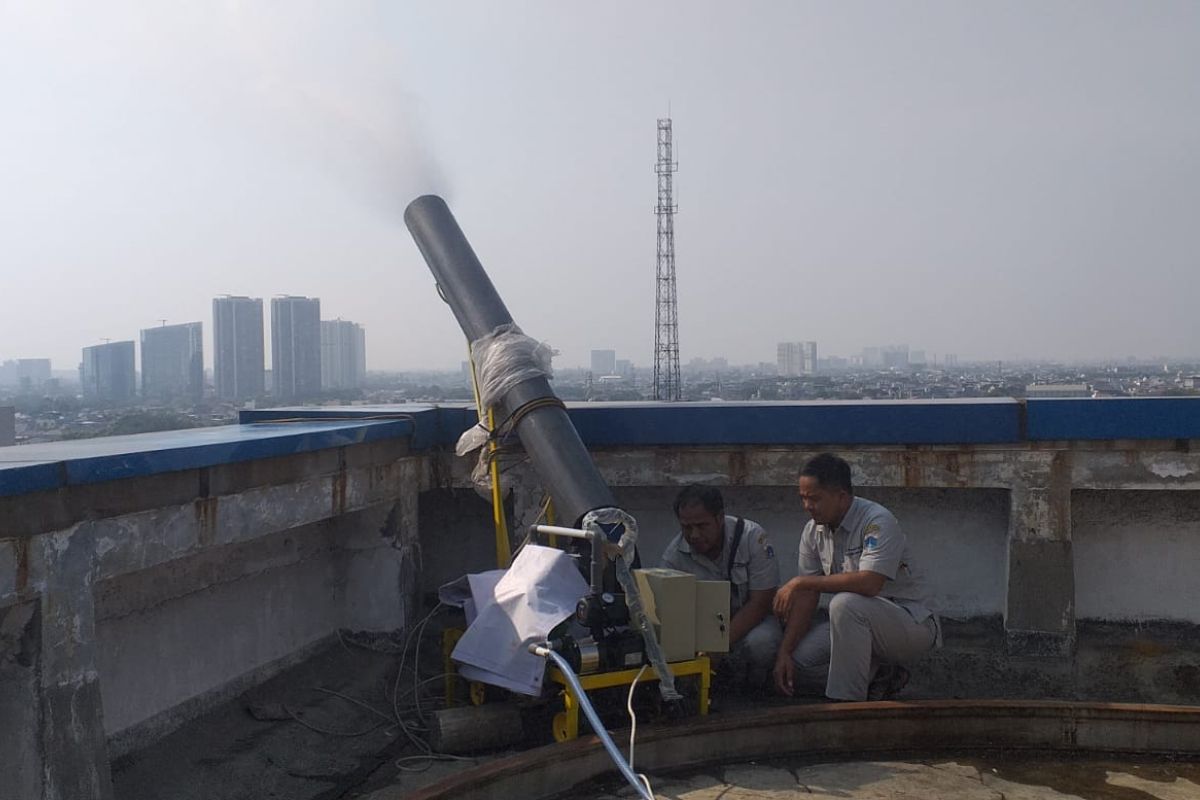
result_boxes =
[661,515,781,612]
[798,496,934,623]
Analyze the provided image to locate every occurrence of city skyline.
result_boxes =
[2,3,1199,371]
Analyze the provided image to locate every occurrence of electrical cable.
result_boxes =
[537,648,654,800]
[627,665,655,797]
[626,664,647,771]
[314,687,395,724]
[283,705,387,738]
[385,603,476,769]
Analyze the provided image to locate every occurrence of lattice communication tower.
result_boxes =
[653,118,681,401]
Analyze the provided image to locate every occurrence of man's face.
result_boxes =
[798,475,851,527]
[677,501,724,559]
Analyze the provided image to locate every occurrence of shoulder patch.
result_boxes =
[765,545,775,559]
[864,535,879,551]
[756,532,766,546]
[863,522,881,536]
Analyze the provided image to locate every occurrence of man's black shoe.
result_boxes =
[867,665,910,700]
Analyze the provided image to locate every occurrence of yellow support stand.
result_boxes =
[547,655,711,743]
[442,628,464,707]
[487,407,511,569]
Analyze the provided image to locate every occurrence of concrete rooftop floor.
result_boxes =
[577,758,1200,800]
[110,603,1200,800]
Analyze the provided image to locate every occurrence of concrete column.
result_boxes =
[33,528,114,800]
[0,600,42,800]
[1004,452,1075,657]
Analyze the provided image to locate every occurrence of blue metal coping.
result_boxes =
[5,397,1200,499]
[242,399,1024,447]
[0,418,413,498]
[1024,397,1200,441]
[563,399,1021,446]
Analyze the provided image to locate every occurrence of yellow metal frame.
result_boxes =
[442,628,464,706]
[547,655,711,742]
[486,407,510,569]
[443,627,487,707]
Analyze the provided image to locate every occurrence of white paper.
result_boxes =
[450,545,589,696]
[438,570,505,626]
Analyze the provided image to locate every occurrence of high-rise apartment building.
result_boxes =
[779,342,818,377]
[777,342,801,377]
[882,345,910,370]
[801,342,817,376]
[141,322,204,403]
[0,406,14,446]
[271,296,321,401]
[320,319,366,390]
[0,359,51,390]
[80,341,136,404]
[213,296,265,401]
[591,349,617,376]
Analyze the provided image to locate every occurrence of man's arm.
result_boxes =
[772,570,887,619]
[773,586,820,696]
[728,587,774,645]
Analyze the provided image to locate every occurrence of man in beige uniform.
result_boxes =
[661,484,781,690]
[773,453,937,701]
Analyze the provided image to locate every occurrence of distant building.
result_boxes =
[778,342,817,376]
[1026,383,1090,399]
[0,406,14,446]
[141,322,204,404]
[591,349,617,376]
[0,359,51,390]
[801,342,817,375]
[80,341,136,404]
[320,319,366,390]
[777,342,802,377]
[213,296,265,401]
[882,345,909,370]
[910,350,927,368]
[944,353,959,367]
[271,296,322,400]
[16,359,51,390]
[615,359,635,381]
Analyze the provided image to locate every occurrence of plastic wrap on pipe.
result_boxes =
[471,323,555,410]
[582,508,681,702]
[455,323,554,457]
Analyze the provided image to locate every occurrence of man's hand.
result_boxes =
[773,653,795,696]
[773,577,803,622]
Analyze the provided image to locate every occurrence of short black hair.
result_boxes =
[799,453,854,494]
[672,484,724,517]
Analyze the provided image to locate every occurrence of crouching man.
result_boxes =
[660,485,782,691]
[774,453,938,701]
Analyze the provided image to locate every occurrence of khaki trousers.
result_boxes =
[789,592,936,700]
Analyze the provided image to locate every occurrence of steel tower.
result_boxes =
[653,118,681,401]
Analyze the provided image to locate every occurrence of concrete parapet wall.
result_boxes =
[0,432,427,800]
[4,400,1200,798]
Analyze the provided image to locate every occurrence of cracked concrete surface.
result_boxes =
[583,759,1200,799]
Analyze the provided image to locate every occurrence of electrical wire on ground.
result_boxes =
[279,603,476,773]
[534,646,655,800]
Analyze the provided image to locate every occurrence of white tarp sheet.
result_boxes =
[447,544,589,696]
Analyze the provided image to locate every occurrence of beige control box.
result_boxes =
[632,568,730,661]
[695,580,731,653]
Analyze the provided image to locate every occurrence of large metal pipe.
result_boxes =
[404,194,618,525]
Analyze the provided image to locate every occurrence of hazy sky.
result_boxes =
[2,1,1198,371]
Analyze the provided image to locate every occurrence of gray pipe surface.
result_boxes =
[404,195,617,525]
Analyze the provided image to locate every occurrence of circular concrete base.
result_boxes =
[404,701,1200,800]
